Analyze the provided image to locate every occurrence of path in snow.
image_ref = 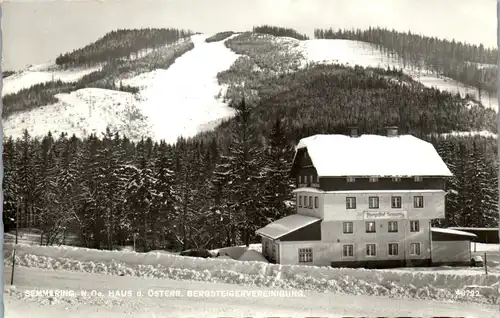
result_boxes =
[123,33,240,143]
[4,266,498,317]
[296,39,498,111]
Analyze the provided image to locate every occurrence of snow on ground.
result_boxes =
[120,33,240,144]
[4,34,240,142]
[431,130,498,139]
[474,243,500,253]
[4,88,152,141]
[2,65,102,96]
[3,243,498,304]
[293,39,498,111]
[4,266,498,318]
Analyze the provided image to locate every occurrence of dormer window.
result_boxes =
[346,177,355,183]
[369,177,378,183]
[392,177,401,182]
[298,175,302,183]
[315,175,319,183]
[414,176,423,182]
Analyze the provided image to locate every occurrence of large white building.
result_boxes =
[256,127,454,268]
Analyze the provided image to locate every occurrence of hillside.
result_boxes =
[315,27,498,105]
[2,26,498,250]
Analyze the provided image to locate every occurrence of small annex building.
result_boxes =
[430,227,477,266]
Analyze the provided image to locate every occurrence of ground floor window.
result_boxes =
[342,244,354,257]
[388,243,398,256]
[298,248,313,263]
[410,243,421,256]
[366,244,376,256]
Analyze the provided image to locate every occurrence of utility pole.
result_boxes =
[10,200,19,285]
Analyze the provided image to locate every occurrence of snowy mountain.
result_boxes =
[3,30,497,143]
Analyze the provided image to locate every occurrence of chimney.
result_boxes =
[385,126,398,137]
[348,126,359,138]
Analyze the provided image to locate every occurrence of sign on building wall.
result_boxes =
[364,211,407,220]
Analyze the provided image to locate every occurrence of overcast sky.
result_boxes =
[2,0,496,70]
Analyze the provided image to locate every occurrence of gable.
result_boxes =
[290,148,314,177]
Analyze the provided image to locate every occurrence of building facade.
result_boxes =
[256,127,453,268]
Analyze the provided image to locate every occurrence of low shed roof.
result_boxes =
[431,227,477,241]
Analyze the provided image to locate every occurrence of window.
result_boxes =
[388,243,398,256]
[365,221,376,233]
[368,196,379,209]
[314,196,319,208]
[298,195,302,208]
[392,176,401,182]
[309,175,313,184]
[388,221,398,233]
[315,175,319,183]
[414,176,423,182]
[272,245,276,259]
[298,175,302,184]
[342,244,354,257]
[343,222,353,234]
[410,220,420,232]
[346,197,356,209]
[410,243,421,256]
[346,176,355,183]
[264,241,269,253]
[308,196,313,208]
[366,244,376,256]
[414,196,424,208]
[298,248,313,263]
[391,196,402,208]
[369,176,378,182]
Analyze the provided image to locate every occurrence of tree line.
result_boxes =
[314,27,497,95]
[205,31,235,43]
[253,25,309,40]
[55,28,193,67]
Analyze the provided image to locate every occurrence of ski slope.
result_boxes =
[294,39,498,111]
[4,34,239,143]
[4,266,498,317]
[121,34,239,143]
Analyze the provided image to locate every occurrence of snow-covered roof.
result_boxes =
[255,214,321,240]
[295,134,453,177]
[431,227,477,238]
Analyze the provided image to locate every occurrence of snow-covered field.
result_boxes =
[4,33,240,143]
[475,243,500,252]
[5,266,498,318]
[4,88,153,140]
[3,243,498,305]
[2,65,102,96]
[432,130,498,139]
[293,39,498,111]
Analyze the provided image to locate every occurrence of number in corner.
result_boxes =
[455,289,480,297]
